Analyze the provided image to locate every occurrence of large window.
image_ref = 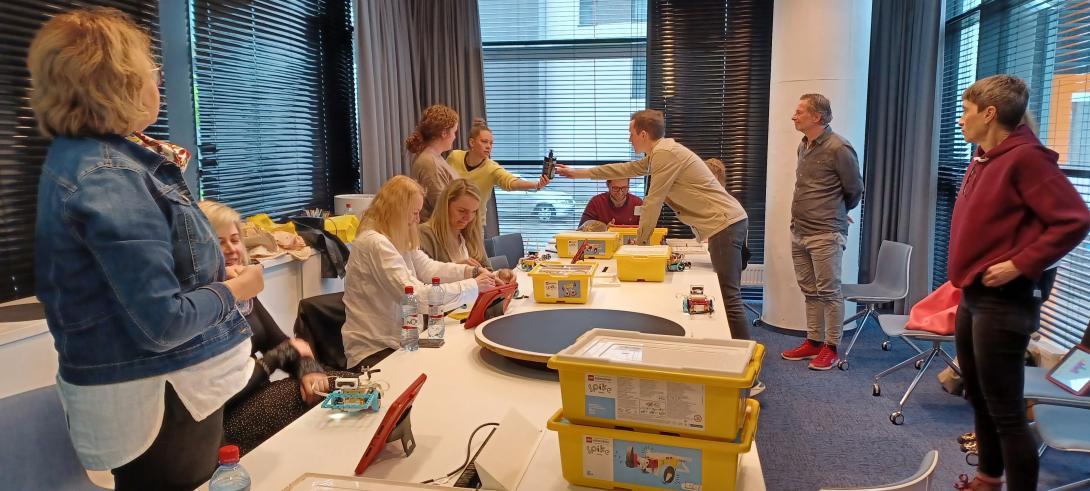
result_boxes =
[478,0,647,251]
[191,0,359,218]
[0,0,168,303]
[936,0,1090,348]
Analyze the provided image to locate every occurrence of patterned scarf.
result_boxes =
[126,131,192,171]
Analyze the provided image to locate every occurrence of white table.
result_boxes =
[240,253,765,490]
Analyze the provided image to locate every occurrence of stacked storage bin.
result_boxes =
[554,231,621,259]
[547,329,764,491]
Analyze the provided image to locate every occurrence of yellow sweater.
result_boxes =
[447,150,522,213]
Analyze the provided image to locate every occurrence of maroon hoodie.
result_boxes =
[948,124,1090,288]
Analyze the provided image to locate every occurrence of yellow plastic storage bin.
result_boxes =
[548,399,760,491]
[609,226,668,246]
[615,245,671,282]
[528,261,597,304]
[548,329,764,440]
[555,232,621,259]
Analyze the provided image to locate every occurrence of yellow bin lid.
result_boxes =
[551,328,757,379]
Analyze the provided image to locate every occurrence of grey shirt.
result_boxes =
[791,126,863,236]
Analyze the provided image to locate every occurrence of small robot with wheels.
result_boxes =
[682,285,714,314]
[667,253,691,272]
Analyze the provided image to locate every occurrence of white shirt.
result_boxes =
[56,339,253,470]
[342,230,479,367]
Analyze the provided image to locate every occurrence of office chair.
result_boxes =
[871,315,959,425]
[839,240,913,370]
[819,450,939,491]
[490,233,525,270]
[1025,366,1090,490]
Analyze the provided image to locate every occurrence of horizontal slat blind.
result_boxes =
[192,0,345,218]
[478,0,647,250]
[0,1,167,303]
[646,0,773,259]
[938,0,1090,348]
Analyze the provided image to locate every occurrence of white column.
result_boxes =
[762,0,872,331]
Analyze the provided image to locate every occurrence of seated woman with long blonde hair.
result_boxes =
[418,179,489,267]
[342,176,497,368]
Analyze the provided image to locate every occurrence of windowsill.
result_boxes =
[0,297,48,348]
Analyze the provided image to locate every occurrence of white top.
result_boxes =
[56,339,253,470]
[342,230,479,367]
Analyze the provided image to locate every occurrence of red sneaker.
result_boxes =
[808,345,839,371]
[781,340,823,360]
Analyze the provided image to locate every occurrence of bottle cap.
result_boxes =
[432,276,440,284]
[404,285,414,294]
[218,444,240,464]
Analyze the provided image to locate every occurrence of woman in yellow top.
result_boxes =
[447,119,550,217]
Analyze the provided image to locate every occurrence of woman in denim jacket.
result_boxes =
[29,9,264,490]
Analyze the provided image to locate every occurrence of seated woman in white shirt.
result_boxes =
[342,175,497,369]
[418,178,489,267]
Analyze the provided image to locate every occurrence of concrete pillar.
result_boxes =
[762,0,872,331]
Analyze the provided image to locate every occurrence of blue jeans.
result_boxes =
[955,278,1040,491]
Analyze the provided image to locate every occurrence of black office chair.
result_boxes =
[293,292,348,369]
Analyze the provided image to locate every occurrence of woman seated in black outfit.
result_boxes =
[199,200,337,454]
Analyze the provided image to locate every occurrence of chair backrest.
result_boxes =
[491,233,525,270]
[487,255,510,270]
[871,240,913,299]
[0,386,103,490]
[818,450,939,491]
[293,292,348,369]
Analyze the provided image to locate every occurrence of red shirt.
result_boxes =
[580,193,643,226]
[948,125,1090,287]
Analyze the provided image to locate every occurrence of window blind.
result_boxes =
[478,0,648,251]
[646,0,773,260]
[0,1,167,303]
[191,0,359,218]
[937,0,1090,348]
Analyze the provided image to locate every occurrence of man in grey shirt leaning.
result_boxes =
[556,110,752,342]
[780,94,863,371]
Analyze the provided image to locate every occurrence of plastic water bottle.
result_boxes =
[427,277,445,339]
[209,445,251,491]
[401,286,420,351]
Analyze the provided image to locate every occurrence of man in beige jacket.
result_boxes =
[557,110,751,341]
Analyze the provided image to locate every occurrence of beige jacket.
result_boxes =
[588,138,747,244]
[410,150,457,222]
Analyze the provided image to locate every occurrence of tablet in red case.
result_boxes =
[1046,344,1090,396]
[354,373,427,475]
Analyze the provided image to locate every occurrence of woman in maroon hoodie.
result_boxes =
[949,75,1090,490]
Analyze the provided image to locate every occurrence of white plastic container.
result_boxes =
[334,194,375,220]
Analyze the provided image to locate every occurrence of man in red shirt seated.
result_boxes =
[579,178,643,229]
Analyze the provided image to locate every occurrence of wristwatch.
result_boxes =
[472,266,481,278]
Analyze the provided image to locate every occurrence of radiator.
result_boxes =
[741,264,766,286]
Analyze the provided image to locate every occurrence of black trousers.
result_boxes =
[954,278,1040,491]
[112,383,224,491]
[708,219,749,340]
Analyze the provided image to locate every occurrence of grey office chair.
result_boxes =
[487,255,510,270]
[818,450,939,491]
[839,240,913,370]
[1025,366,1090,491]
[490,233,525,270]
[872,315,959,425]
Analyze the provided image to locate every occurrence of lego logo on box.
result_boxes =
[587,375,594,381]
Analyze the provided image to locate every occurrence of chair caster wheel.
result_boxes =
[881,340,891,351]
[965,451,979,466]
[872,383,881,397]
[890,411,904,425]
[752,318,762,327]
[915,360,924,370]
[837,360,849,370]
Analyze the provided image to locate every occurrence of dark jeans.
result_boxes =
[708,219,749,340]
[954,278,1040,491]
[112,383,224,491]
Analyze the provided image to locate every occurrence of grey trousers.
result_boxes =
[708,219,749,340]
[791,231,846,345]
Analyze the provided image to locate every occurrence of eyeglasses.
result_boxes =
[609,186,629,192]
[151,64,164,86]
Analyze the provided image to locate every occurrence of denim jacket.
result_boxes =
[35,135,251,385]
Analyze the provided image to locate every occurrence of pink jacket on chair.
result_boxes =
[905,282,961,335]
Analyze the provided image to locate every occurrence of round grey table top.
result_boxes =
[474,308,685,364]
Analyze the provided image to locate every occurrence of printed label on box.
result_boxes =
[543,281,559,299]
[584,372,706,430]
[616,439,702,490]
[558,280,581,298]
[583,435,614,480]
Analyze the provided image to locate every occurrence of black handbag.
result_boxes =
[290,216,350,279]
